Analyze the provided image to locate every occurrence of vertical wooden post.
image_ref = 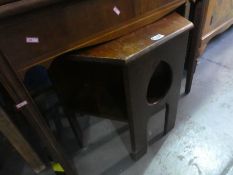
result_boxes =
[185,0,209,94]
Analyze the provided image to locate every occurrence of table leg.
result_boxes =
[123,65,148,160]
[164,102,178,134]
[185,0,209,94]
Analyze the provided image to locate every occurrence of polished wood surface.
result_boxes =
[0,0,185,74]
[0,105,45,173]
[75,13,193,62]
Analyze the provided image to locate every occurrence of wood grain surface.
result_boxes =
[73,13,193,63]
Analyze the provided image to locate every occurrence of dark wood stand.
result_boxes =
[49,13,193,160]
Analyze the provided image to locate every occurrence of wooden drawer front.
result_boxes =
[203,0,233,35]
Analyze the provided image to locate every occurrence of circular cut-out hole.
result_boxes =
[147,61,172,104]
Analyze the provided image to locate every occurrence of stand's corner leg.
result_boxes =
[129,118,148,160]
[164,103,178,135]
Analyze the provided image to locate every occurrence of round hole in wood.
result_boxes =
[147,61,172,104]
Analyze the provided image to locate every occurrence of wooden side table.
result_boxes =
[49,13,193,160]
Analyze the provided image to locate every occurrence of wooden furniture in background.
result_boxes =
[49,13,193,160]
[184,0,233,93]
[199,0,233,54]
[0,105,45,173]
[0,1,189,174]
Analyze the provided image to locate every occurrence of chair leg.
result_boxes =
[164,102,178,135]
[65,109,84,148]
[129,117,148,160]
